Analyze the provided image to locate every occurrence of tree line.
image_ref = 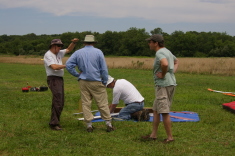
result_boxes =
[0,27,234,57]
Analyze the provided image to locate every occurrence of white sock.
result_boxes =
[86,122,92,128]
[105,120,112,127]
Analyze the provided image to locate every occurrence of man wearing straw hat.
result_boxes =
[66,35,114,132]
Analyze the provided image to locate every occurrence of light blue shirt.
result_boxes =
[153,47,177,87]
[66,45,108,85]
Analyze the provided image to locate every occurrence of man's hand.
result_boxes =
[156,72,164,78]
[71,38,79,43]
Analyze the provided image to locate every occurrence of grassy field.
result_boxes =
[1,62,235,156]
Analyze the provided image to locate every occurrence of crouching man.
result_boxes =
[106,75,149,121]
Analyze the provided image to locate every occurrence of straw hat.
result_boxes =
[83,35,98,43]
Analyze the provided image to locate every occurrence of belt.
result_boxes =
[125,100,144,106]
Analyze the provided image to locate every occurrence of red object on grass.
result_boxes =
[22,87,29,92]
[222,101,235,114]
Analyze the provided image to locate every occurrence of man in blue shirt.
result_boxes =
[66,35,114,132]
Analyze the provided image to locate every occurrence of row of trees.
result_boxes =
[0,27,235,57]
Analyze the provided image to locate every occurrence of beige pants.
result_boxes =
[79,80,111,122]
[153,85,175,113]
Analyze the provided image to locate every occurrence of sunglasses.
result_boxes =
[56,44,63,48]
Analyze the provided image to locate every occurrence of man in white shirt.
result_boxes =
[106,75,149,121]
[44,38,78,130]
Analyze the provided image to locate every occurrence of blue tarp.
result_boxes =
[92,111,200,122]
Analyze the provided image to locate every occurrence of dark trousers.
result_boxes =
[47,76,64,125]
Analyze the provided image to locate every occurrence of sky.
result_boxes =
[0,0,235,36]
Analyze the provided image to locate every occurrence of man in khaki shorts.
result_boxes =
[142,34,179,143]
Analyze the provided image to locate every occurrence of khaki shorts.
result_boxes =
[153,86,175,114]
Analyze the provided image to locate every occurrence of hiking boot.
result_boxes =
[131,109,150,121]
[87,126,94,133]
[131,110,142,121]
[140,109,150,121]
[106,126,114,132]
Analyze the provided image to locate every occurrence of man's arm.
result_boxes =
[66,53,80,77]
[50,64,66,70]
[99,52,109,85]
[173,58,179,73]
[156,58,168,78]
[109,104,118,113]
[65,38,79,54]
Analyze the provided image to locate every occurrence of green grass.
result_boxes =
[1,63,235,156]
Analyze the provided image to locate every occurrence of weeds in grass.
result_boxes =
[131,60,145,69]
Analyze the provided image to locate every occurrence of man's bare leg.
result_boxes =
[150,111,160,138]
[162,113,173,140]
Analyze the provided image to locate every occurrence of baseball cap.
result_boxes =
[106,75,114,87]
[145,34,164,42]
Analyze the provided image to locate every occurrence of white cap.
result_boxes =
[106,75,114,87]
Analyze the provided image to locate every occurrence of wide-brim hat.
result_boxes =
[106,75,114,87]
[49,39,64,48]
[83,35,98,43]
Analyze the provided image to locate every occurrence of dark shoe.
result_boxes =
[131,109,150,121]
[140,109,150,121]
[87,126,94,133]
[162,139,175,144]
[141,135,157,141]
[106,126,114,132]
[131,111,142,121]
[50,125,62,131]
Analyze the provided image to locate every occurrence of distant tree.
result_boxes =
[118,27,150,56]
[0,28,235,57]
[168,30,185,56]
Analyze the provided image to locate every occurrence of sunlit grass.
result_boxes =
[1,63,235,155]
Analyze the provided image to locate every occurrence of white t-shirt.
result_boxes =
[112,79,144,104]
[44,50,66,77]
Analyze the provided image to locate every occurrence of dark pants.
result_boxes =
[47,76,64,126]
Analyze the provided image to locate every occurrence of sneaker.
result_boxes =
[50,125,62,131]
[106,126,114,132]
[87,126,94,133]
